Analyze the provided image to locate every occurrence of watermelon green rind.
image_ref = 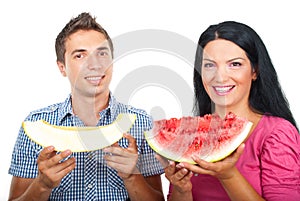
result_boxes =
[144,130,197,164]
[202,121,253,162]
[144,120,253,164]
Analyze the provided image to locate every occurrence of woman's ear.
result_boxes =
[252,67,258,81]
[57,61,67,77]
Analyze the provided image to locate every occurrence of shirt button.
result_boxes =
[88,184,93,189]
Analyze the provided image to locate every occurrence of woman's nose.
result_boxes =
[215,66,229,82]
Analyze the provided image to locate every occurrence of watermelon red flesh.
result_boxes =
[145,112,253,164]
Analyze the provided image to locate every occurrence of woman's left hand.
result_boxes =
[179,143,245,180]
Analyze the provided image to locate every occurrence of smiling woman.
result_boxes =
[162,21,300,201]
[201,39,256,117]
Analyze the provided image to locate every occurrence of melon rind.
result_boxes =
[144,121,253,164]
[22,113,136,152]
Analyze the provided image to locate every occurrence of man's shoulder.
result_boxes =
[25,102,63,122]
[30,103,61,114]
[115,102,150,119]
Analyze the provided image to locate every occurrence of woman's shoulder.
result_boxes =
[248,115,299,151]
[254,114,300,150]
[256,115,298,134]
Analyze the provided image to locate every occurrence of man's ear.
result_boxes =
[57,61,67,77]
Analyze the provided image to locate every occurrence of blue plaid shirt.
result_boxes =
[9,94,164,201]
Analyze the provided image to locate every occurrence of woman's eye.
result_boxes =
[230,62,242,67]
[203,63,215,68]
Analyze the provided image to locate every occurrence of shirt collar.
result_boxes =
[99,92,119,120]
[57,92,119,124]
[57,94,73,123]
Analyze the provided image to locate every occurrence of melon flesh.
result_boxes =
[144,113,252,164]
[23,113,136,152]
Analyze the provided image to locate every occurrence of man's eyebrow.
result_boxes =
[71,46,109,56]
[71,49,86,56]
[96,46,109,51]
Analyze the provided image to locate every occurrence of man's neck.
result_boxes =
[71,92,110,126]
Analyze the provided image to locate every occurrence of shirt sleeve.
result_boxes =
[8,125,41,178]
[130,112,164,177]
[261,120,300,201]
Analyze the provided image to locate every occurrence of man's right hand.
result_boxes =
[8,146,76,201]
[36,146,76,190]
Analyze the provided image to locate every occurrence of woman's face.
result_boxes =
[201,39,257,114]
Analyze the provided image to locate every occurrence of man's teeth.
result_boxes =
[86,76,102,80]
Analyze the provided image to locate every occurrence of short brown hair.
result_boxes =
[55,12,114,64]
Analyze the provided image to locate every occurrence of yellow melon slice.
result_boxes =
[23,113,136,152]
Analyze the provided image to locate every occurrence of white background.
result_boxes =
[1,0,299,200]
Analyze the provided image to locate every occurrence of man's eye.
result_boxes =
[98,51,109,56]
[75,54,83,59]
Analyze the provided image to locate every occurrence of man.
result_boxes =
[8,12,164,201]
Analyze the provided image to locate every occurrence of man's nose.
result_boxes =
[86,54,103,70]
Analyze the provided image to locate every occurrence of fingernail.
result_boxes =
[65,149,71,155]
[191,156,197,161]
[47,146,54,151]
[176,163,184,168]
[180,168,187,173]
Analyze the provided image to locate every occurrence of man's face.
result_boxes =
[58,30,113,99]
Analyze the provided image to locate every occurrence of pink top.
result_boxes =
[168,115,300,200]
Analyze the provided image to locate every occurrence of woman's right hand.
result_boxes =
[156,154,193,196]
[164,160,193,193]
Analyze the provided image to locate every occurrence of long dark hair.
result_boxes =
[193,21,298,131]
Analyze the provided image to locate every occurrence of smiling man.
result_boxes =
[8,12,164,201]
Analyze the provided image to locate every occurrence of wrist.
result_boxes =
[119,167,141,181]
[34,177,53,193]
[171,187,193,201]
[218,167,239,181]
[122,173,140,183]
[22,178,53,201]
[173,185,192,194]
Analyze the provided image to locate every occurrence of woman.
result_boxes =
[163,21,300,201]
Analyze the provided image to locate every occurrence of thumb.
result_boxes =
[155,154,169,168]
[123,133,137,150]
[38,146,56,161]
[234,143,245,159]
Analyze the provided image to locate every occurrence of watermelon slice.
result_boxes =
[144,112,252,164]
